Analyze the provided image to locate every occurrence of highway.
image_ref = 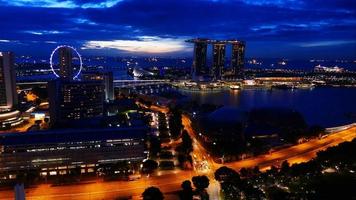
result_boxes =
[0,106,355,200]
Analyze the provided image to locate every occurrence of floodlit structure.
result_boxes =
[0,52,23,130]
[212,41,226,80]
[0,52,17,110]
[230,40,246,77]
[186,39,246,80]
[50,45,83,80]
[186,39,209,80]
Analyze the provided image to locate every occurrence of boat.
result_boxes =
[229,85,241,90]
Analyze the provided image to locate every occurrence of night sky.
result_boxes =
[0,0,355,59]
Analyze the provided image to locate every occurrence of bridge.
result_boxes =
[16,79,172,88]
[325,123,356,133]
[113,79,171,87]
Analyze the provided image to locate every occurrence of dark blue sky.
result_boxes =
[0,0,355,59]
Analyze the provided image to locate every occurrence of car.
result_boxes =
[128,174,141,181]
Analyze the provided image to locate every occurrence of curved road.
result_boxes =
[0,108,355,200]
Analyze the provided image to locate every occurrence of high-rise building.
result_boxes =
[212,42,226,80]
[59,47,73,80]
[82,71,114,101]
[230,41,245,78]
[186,39,208,79]
[187,38,246,81]
[48,80,105,127]
[0,52,17,110]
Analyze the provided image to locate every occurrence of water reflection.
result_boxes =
[180,87,356,127]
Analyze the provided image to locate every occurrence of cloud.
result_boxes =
[297,40,356,47]
[0,0,123,9]
[0,0,354,58]
[82,36,190,54]
[23,30,69,35]
[240,0,304,8]
[81,0,123,9]
[73,18,98,25]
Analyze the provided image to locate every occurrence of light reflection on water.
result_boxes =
[180,87,356,127]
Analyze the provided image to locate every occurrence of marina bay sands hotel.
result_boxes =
[186,39,245,81]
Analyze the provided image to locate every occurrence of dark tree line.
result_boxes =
[168,106,183,139]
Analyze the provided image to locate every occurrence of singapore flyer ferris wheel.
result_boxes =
[50,45,83,80]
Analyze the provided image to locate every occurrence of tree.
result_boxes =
[142,187,164,200]
[192,175,210,191]
[268,165,279,175]
[142,159,158,174]
[308,125,325,137]
[215,167,241,200]
[192,175,210,200]
[253,166,260,175]
[181,130,193,154]
[168,107,183,139]
[280,160,290,173]
[266,186,289,200]
[239,167,249,177]
[149,136,161,157]
[179,180,193,200]
[214,166,240,183]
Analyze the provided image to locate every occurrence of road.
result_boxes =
[226,126,356,171]
[0,106,355,200]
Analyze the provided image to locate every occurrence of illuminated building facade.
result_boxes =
[212,42,226,80]
[48,80,105,127]
[0,52,17,110]
[0,110,23,130]
[187,39,208,79]
[0,52,23,130]
[186,39,246,80]
[82,71,114,101]
[59,47,73,80]
[0,127,146,178]
[230,41,245,78]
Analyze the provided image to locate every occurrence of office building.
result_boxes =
[186,39,208,79]
[212,42,226,80]
[0,52,17,110]
[82,71,114,101]
[230,41,245,78]
[59,46,73,80]
[48,80,105,127]
[0,52,23,130]
[0,127,147,178]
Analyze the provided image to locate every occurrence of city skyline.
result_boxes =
[0,1,355,200]
[0,0,355,59]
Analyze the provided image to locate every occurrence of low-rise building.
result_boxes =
[0,127,147,179]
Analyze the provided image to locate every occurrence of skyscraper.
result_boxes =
[0,52,17,110]
[82,71,114,101]
[48,80,105,127]
[230,41,245,78]
[212,42,226,80]
[48,46,105,127]
[186,39,208,79]
[59,47,73,80]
